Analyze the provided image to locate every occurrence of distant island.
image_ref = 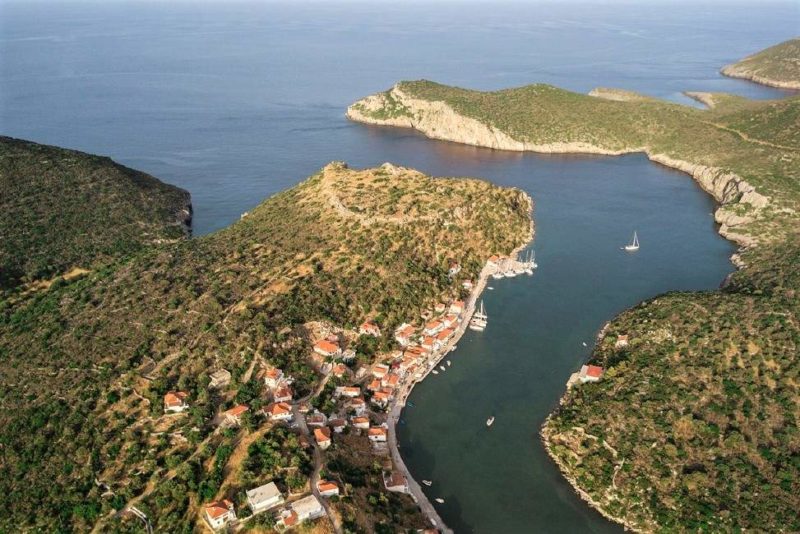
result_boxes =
[347,42,800,532]
[721,38,800,89]
[0,142,530,533]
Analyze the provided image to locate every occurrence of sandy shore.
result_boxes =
[385,193,535,533]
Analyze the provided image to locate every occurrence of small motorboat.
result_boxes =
[582,342,587,347]
[446,360,451,366]
[487,286,494,290]
[422,480,433,486]
[435,498,445,504]
[431,370,439,375]
[486,416,495,427]
[439,365,446,371]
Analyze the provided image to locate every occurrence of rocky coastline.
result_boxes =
[346,83,778,530]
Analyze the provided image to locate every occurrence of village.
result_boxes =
[151,252,602,533]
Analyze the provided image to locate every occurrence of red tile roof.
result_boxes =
[224,404,249,417]
[314,427,331,443]
[164,391,188,408]
[586,365,604,378]
[314,339,340,354]
[205,499,233,519]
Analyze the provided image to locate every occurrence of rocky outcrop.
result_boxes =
[348,86,769,249]
[721,64,800,90]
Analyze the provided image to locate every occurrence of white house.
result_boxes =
[383,471,409,493]
[265,402,293,422]
[163,391,189,414]
[204,499,236,530]
[335,386,361,398]
[264,368,284,388]
[317,479,340,497]
[274,385,293,403]
[314,427,332,450]
[313,339,341,358]
[368,426,387,442]
[246,482,284,515]
[222,404,249,427]
[394,324,415,346]
[579,364,604,383]
[291,494,325,522]
[358,320,381,337]
[351,416,370,429]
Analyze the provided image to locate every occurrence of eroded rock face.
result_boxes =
[347,86,769,249]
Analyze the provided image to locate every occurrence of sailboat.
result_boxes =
[469,300,488,331]
[525,250,537,274]
[624,231,640,251]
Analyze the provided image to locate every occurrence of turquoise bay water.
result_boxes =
[1,1,796,531]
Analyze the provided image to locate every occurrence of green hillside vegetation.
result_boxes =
[721,38,800,89]
[0,161,530,532]
[350,78,800,531]
[0,136,191,288]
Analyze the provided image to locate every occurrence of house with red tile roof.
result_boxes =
[381,373,400,389]
[163,391,189,414]
[448,262,462,277]
[371,391,390,409]
[314,427,332,450]
[423,319,444,336]
[264,368,284,388]
[442,314,459,329]
[313,339,341,357]
[421,336,439,352]
[358,320,381,337]
[383,471,410,493]
[336,385,361,398]
[332,363,349,378]
[329,418,347,433]
[316,479,340,497]
[371,363,390,379]
[349,397,366,415]
[449,300,465,314]
[274,385,293,403]
[306,411,328,427]
[579,364,604,383]
[223,404,249,426]
[203,499,236,530]
[368,426,387,442]
[264,402,293,422]
[394,323,416,346]
[351,416,370,429]
[436,328,455,342]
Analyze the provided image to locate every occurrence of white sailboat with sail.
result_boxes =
[469,300,488,331]
[624,231,640,252]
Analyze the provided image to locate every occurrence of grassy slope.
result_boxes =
[0,136,191,288]
[722,38,800,87]
[0,161,530,532]
[353,81,800,531]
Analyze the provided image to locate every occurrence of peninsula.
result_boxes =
[721,38,800,89]
[0,136,192,289]
[347,46,800,531]
[0,146,531,533]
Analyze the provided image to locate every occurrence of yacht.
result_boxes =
[624,231,640,251]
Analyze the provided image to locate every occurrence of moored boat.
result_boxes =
[486,416,495,427]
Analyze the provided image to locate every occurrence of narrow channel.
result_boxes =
[386,142,737,533]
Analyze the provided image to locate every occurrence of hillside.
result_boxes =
[721,38,800,89]
[347,80,800,531]
[0,160,531,532]
[0,136,192,288]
